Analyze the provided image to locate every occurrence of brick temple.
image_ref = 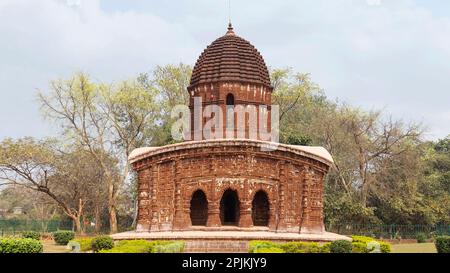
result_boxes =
[113,24,348,251]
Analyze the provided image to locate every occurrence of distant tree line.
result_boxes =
[0,64,448,233]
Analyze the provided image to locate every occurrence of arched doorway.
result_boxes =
[252,191,270,226]
[220,189,240,226]
[190,190,208,226]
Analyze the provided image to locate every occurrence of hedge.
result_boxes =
[249,237,391,254]
[21,231,41,241]
[99,240,185,253]
[249,241,330,253]
[351,236,391,253]
[330,240,352,253]
[69,237,94,252]
[53,230,75,245]
[0,238,43,253]
[435,236,450,253]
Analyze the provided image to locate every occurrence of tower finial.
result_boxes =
[226,0,235,35]
[226,22,235,35]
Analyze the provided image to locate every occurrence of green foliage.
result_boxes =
[0,238,43,253]
[249,241,330,253]
[91,236,114,252]
[249,241,280,253]
[415,233,428,243]
[279,242,322,253]
[152,241,185,253]
[320,243,331,253]
[281,132,313,146]
[52,230,75,245]
[253,247,284,253]
[99,240,184,254]
[21,231,41,241]
[434,236,450,253]
[351,242,369,253]
[70,237,94,252]
[351,236,392,253]
[330,240,352,253]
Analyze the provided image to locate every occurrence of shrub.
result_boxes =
[91,236,114,252]
[279,242,322,253]
[254,247,284,253]
[320,243,331,253]
[435,236,450,253]
[379,242,391,253]
[100,240,186,253]
[351,242,369,253]
[415,233,428,244]
[330,240,352,253]
[152,241,185,253]
[100,240,154,253]
[22,231,41,241]
[0,238,43,253]
[52,230,75,245]
[351,235,391,253]
[249,241,332,253]
[249,241,280,253]
[70,237,94,252]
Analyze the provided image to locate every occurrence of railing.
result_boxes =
[327,224,450,239]
[0,219,73,236]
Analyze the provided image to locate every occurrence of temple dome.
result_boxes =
[189,23,272,90]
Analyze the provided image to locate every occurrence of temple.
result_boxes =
[112,24,349,252]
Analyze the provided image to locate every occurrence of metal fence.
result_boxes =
[0,219,73,236]
[328,224,450,239]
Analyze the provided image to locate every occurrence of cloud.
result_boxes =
[0,0,449,140]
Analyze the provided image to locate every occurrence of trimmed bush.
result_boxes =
[249,241,330,253]
[100,240,152,253]
[53,230,75,245]
[379,242,391,253]
[100,240,184,253]
[91,236,114,252]
[415,233,428,243]
[351,235,391,253]
[351,242,369,253]
[249,241,280,253]
[435,236,450,253]
[320,243,331,253]
[0,238,43,253]
[254,247,284,253]
[69,237,94,252]
[279,242,322,253]
[22,231,41,241]
[152,241,185,253]
[330,240,352,253]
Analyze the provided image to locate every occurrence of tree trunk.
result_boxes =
[94,205,102,233]
[109,205,118,234]
[73,216,84,235]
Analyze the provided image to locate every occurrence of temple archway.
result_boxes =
[190,190,208,226]
[252,190,270,226]
[220,189,240,226]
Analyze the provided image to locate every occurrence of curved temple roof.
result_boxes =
[189,23,272,90]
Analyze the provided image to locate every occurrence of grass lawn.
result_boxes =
[391,243,437,253]
[42,240,71,253]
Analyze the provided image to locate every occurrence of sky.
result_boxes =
[0,0,449,140]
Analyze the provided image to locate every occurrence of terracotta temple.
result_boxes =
[114,24,348,251]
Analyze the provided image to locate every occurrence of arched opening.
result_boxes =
[226,94,235,131]
[252,191,270,227]
[190,190,208,226]
[220,189,240,226]
[226,93,235,106]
